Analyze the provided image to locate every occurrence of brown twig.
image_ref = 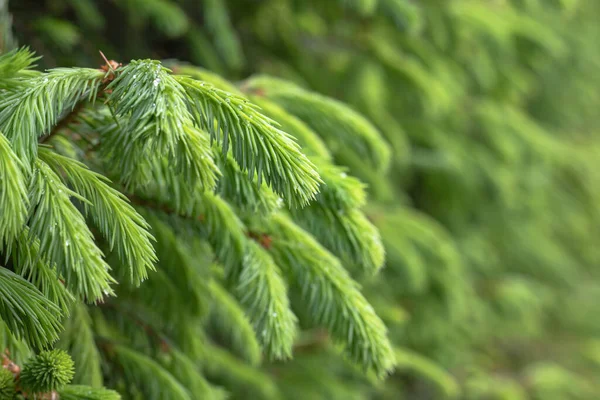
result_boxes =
[247,231,273,249]
[292,329,330,353]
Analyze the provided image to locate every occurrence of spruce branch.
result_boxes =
[265,214,396,377]
[127,192,298,360]
[39,147,157,286]
[176,75,322,207]
[237,242,297,360]
[214,151,281,216]
[28,160,116,302]
[0,67,106,161]
[0,47,38,82]
[293,206,385,275]
[103,60,219,191]
[0,132,28,245]
[140,214,209,320]
[58,385,121,400]
[200,342,280,400]
[244,75,391,172]
[9,228,75,314]
[207,280,262,365]
[166,349,223,400]
[249,96,333,162]
[0,268,62,349]
[109,345,192,400]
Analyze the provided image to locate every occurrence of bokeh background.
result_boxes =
[8,0,600,398]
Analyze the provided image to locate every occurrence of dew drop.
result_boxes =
[276,198,283,207]
[272,312,277,317]
[65,240,70,247]
[133,74,137,79]
[153,78,160,87]
[340,172,347,178]
[238,105,243,110]
[225,98,231,103]
[103,290,110,296]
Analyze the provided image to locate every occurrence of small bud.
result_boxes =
[0,368,15,399]
[19,350,75,393]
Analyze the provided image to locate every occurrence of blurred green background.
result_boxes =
[8,0,600,398]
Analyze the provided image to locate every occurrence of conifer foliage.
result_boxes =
[3,0,600,399]
[0,2,396,398]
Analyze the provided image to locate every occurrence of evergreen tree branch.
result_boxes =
[199,341,280,400]
[28,160,116,302]
[166,349,225,400]
[102,61,220,191]
[59,384,121,400]
[109,345,192,400]
[0,67,106,161]
[0,268,62,349]
[9,228,75,314]
[0,132,28,245]
[214,150,281,216]
[237,242,297,360]
[264,214,396,377]
[176,75,322,208]
[39,147,157,286]
[293,207,385,275]
[207,280,262,365]
[244,75,391,172]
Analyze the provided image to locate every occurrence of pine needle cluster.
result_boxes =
[3,0,600,399]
